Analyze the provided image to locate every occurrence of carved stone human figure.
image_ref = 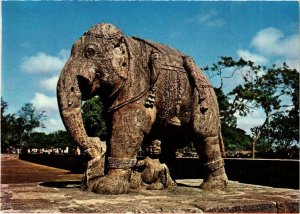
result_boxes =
[81,139,106,191]
[130,140,176,190]
[57,23,228,194]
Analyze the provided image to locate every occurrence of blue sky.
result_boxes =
[2,1,299,134]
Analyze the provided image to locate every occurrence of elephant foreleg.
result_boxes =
[92,104,155,194]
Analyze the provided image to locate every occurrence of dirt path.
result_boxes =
[1,154,82,184]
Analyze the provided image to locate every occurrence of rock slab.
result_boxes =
[1,179,299,213]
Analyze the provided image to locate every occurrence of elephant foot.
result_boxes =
[92,176,130,194]
[91,169,131,194]
[200,168,228,191]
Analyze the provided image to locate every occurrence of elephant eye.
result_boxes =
[85,44,96,58]
[86,48,95,57]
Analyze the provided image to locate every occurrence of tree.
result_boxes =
[1,100,46,152]
[229,66,282,157]
[214,87,237,127]
[47,130,73,149]
[1,97,8,115]
[204,57,299,158]
[252,64,299,156]
[1,99,76,152]
[221,123,252,151]
[16,103,46,145]
[1,98,17,152]
[204,57,262,154]
[214,87,252,152]
[81,96,108,140]
[204,57,266,118]
[25,132,48,148]
[26,130,74,150]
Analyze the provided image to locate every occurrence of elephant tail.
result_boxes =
[218,126,226,158]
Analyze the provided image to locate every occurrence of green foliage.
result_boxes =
[204,56,263,117]
[1,97,8,114]
[47,130,73,148]
[26,130,73,149]
[205,57,299,155]
[82,96,108,140]
[214,87,237,127]
[1,98,17,152]
[213,87,251,151]
[1,99,46,152]
[221,123,252,151]
[16,103,46,144]
[25,132,48,148]
[251,64,299,153]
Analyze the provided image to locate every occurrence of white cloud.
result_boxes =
[235,27,299,70]
[187,10,224,28]
[237,50,268,65]
[235,109,266,135]
[58,49,70,60]
[35,117,65,134]
[275,58,300,71]
[23,49,70,133]
[40,75,59,92]
[31,92,58,113]
[20,49,69,73]
[198,11,224,28]
[31,93,66,133]
[45,118,65,133]
[251,27,299,58]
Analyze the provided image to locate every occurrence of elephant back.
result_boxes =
[132,36,186,71]
[131,37,194,125]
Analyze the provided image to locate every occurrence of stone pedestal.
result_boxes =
[1,179,299,213]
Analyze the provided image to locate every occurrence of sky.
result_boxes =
[1,1,299,134]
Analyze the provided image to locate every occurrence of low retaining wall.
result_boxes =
[19,154,87,173]
[224,158,299,189]
[173,158,299,189]
[19,154,299,189]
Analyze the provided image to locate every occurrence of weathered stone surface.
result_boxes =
[57,23,227,194]
[2,179,299,213]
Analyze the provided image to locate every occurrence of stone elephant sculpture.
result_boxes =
[57,23,228,194]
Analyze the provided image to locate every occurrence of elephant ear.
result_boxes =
[111,37,129,80]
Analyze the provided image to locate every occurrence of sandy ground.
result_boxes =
[1,154,82,184]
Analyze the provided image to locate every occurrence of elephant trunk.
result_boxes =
[57,59,94,153]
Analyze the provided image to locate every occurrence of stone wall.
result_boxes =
[19,154,87,173]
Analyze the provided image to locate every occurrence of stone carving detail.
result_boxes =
[130,140,176,190]
[81,139,106,191]
[57,23,228,194]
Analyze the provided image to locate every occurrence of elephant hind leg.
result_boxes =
[196,136,228,191]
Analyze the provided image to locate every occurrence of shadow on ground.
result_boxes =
[39,181,82,188]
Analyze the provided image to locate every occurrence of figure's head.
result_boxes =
[149,140,162,156]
